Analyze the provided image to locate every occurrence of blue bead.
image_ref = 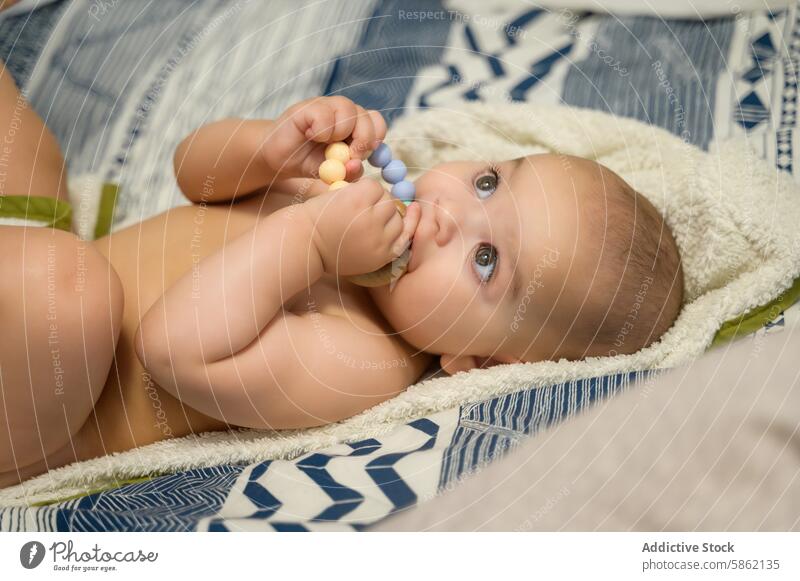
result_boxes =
[367,143,392,168]
[382,160,407,184]
[391,180,415,202]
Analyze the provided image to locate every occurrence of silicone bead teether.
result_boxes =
[318,141,416,288]
[367,143,415,204]
[367,143,392,168]
[391,180,415,202]
[381,159,407,184]
[324,142,351,164]
[319,159,346,184]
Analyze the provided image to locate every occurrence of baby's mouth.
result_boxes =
[406,226,422,274]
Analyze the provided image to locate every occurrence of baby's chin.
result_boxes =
[364,282,404,327]
[364,283,430,345]
[364,267,414,304]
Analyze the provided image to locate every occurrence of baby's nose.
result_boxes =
[434,198,459,247]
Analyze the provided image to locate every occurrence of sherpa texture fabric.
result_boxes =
[2,102,799,506]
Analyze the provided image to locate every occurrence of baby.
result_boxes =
[0,96,683,487]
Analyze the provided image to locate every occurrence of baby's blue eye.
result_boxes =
[473,243,498,283]
[474,170,498,199]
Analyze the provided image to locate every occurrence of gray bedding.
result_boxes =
[375,329,800,531]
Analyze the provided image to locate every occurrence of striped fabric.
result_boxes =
[0,1,797,531]
[25,1,223,180]
[324,0,452,124]
[16,0,378,229]
[0,0,66,87]
[561,17,736,150]
[439,372,633,486]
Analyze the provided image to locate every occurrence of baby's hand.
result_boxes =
[263,96,387,181]
[301,179,420,277]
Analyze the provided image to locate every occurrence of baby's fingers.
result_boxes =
[391,201,420,256]
[302,105,336,142]
[367,109,387,145]
[345,158,363,181]
[349,106,376,160]
[329,98,358,142]
[301,98,356,143]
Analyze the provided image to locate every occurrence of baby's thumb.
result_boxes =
[393,202,420,255]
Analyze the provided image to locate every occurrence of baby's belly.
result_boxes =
[76,195,291,460]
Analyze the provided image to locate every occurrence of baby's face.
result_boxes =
[368,153,604,369]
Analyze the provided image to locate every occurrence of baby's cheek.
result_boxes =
[415,170,453,199]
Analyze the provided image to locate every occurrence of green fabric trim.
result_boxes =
[93,182,118,239]
[30,473,169,507]
[0,195,72,231]
[711,276,800,347]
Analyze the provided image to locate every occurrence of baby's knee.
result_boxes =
[0,227,124,376]
[47,230,124,361]
[65,233,124,332]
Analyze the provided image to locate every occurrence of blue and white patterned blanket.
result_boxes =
[2,372,643,531]
[1,0,798,531]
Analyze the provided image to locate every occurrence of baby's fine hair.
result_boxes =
[572,163,684,358]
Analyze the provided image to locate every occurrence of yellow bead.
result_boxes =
[319,159,346,184]
[329,180,349,190]
[324,142,351,163]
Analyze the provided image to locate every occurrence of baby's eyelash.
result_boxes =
[489,163,502,184]
[472,164,502,186]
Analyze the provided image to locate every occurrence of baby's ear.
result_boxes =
[439,353,521,375]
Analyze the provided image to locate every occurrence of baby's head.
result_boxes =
[367,153,684,375]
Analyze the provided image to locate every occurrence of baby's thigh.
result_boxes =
[0,227,123,473]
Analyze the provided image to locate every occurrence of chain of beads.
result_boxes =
[317,141,414,287]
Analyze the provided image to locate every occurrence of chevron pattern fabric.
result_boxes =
[0,372,647,531]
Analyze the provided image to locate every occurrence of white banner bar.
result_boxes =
[1,532,798,580]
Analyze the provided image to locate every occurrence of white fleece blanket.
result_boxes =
[2,102,800,506]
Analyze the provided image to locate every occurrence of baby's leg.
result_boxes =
[0,59,69,202]
[0,227,123,482]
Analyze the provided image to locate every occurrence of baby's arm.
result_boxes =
[173,118,277,203]
[135,179,419,429]
[174,97,386,203]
